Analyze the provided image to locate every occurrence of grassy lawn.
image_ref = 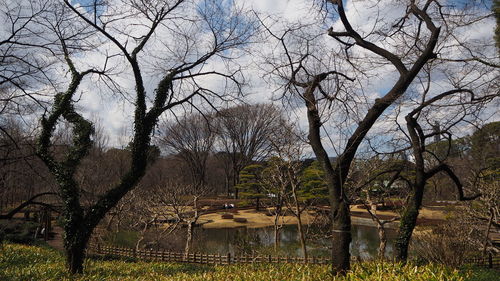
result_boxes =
[0,243,498,281]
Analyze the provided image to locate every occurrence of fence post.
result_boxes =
[268,254,271,263]
[488,252,493,269]
[227,253,231,265]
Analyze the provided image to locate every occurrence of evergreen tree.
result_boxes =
[236,164,266,211]
[300,161,328,202]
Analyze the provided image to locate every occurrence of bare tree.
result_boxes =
[262,0,443,272]
[394,87,494,260]
[24,0,254,273]
[260,0,498,271]
[348,157,404,259]
[158,112,217,256]
[265,123,311,260]
[159,112,215,190]
[0,0,53,123]
[214,103,285,198]
[260,160,288,251]
[148,179,209,258]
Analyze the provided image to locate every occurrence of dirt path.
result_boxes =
[46,225,64,252]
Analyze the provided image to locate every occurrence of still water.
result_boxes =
[189,224,396,259]
[107,224,396,259]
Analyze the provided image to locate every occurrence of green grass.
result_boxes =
[0,243,498,281]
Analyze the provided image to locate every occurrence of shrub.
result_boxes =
[221,214,233,219]
[0,220,38,244]
[233,218,247,223]
[411,222,477,267]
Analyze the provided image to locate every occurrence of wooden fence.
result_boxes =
[87,244,499,269]
[464,253,500,269]
[87,244,332,265]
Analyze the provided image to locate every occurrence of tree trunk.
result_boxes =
[292,187,308,260]
[185,196,199,259]
[377,224,387,259]
[330,200,351,272]
[225,174,230,197]
[233,168,239,199]
[482,209,494,255]
[273,216,281,251]
[66,243,86,274]
[395,116,426,261]
[64,228,91,274]
[395,196,421,261]
[296,211,308,261]
[184,221,194,259]
[304,84,351,273]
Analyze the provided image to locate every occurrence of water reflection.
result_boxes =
[190,224,396,259]
[106,224,397,259]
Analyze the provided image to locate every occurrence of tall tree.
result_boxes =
[159,113,216,189]
[214,103,285,198]
[263,0,495,273]
[264,0,441,272]
[27,0,253,273]
[394,88,491,260]
[158,112,216,256]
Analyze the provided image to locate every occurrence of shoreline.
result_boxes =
[198,205,446,230]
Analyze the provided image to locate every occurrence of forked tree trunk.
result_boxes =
[365,202,396,259]
[482,208,494,255]
[395,116,427,261]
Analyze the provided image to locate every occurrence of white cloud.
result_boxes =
[3,0,497,155]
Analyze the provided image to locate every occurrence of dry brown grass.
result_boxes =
[201,209,317,229]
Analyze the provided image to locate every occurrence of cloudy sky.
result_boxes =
[2,0,498,155]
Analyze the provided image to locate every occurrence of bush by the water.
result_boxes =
[1,243,498,281]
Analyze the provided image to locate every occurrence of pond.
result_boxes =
[190,224,396,259]
[106,224,397,259]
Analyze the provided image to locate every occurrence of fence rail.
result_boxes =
[87,244,332,265]
[464,253,500,269]
[87,244,499,269]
